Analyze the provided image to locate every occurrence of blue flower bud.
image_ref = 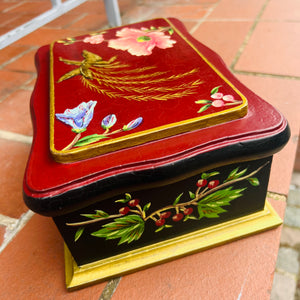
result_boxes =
[101,114,117,130]
[123,117,143,131]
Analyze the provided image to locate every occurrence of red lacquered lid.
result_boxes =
[23,18,289,216]
[49,18,247,163]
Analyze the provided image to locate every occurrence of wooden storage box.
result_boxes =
[23,18,290,290]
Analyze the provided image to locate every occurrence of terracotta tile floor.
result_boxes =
[0,0,299,298]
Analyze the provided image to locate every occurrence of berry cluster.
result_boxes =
[196,179,219,189]
[153,178,221,227]
[154,207,194,227]
[119,199,140,215]
[118,177,222,228]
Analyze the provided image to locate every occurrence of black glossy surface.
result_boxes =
[54,156,272,266]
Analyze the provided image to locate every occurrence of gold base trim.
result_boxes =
[64,200,282,291]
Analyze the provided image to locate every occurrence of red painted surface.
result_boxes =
[51,18,245,153]
[23,19,287,201]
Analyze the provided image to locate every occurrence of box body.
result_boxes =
[23,18,290,289]
[54,156,272,266]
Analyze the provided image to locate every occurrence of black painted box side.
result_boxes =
[54,156,272,266]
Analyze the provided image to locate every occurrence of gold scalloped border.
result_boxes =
[49,18,248,163]
[64,200,281,291]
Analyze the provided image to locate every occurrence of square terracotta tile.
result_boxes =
[0,2,18,12]
[0,70,33,100]
[17,28,88,47]
[0,214,106,298]
[0,44,30,65]
[0,139,31,218]
[6,1,51,14]
[150,5,209,20]
[44,13,86,29]
[141,0,218,4]
[207,0,265,19]
[121,5,159,24]
[0,89,33,136]
[68,0,105,15]
[192,21,252,65]
[4,48,37,73]
[0,12,19,27]
[261,0,300,21]
[236,74,300,195]
[0,13,36,30]
[234,22,300,77]
[68,13,108,32]
[118,0,137,12]
[112,198,285,299]
[0,27,8,36]
[24,76,37,90]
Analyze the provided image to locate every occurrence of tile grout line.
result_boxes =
[99,277,122,300]
[0,129,32,144]
[233,70,300,81]
[0,75,36,103]
[267,192,287,201]
[230,0,271,70]
[45,13,89,30]
[0,210,34,254]
[0,45,38,70]
[189,1,221,35]
[0,214,18,228]
[2,0,25,13]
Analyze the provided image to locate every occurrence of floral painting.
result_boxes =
[58,26,176,56]
[195,86,243,113]
[67,162,269,244]
[107,27,176,56]
[56,26,203,103]
[55,101,143,150]
[53,23,245,153]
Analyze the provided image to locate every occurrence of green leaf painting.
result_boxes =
[75,227,84,242]
[67,161,269,244]
[74,134,108,147]
[197,187,245,219]
[247,177,260,186]
[210,85,222,95]
[197,104,211,113]
[91,215,145,245]
[173,192,183,206]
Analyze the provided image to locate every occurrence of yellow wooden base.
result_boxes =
[64,200,282,291]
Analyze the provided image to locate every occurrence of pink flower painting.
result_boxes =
[83,34,104,45]
[195,86,243,113]
[108,27,176,56]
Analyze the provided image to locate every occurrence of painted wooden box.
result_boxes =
[23,18,290,290]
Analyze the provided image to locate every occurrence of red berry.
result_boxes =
[184,207,193,215]
[208,180,219,189]
[119,207,130,215]
[196,179,207,187]
[128,199,140,207]
[160,211,171,219]
[155,219,165,227]
[172,213,184,222]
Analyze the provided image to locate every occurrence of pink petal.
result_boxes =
[211,92,223,100]
[109,27,176,56]
[83,34,104,44]
[212,100,225,107]
[147,32,176,49]
[223,94,235,102]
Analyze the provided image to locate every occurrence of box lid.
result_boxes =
[23,18,290,216]
[49,18,247,163]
